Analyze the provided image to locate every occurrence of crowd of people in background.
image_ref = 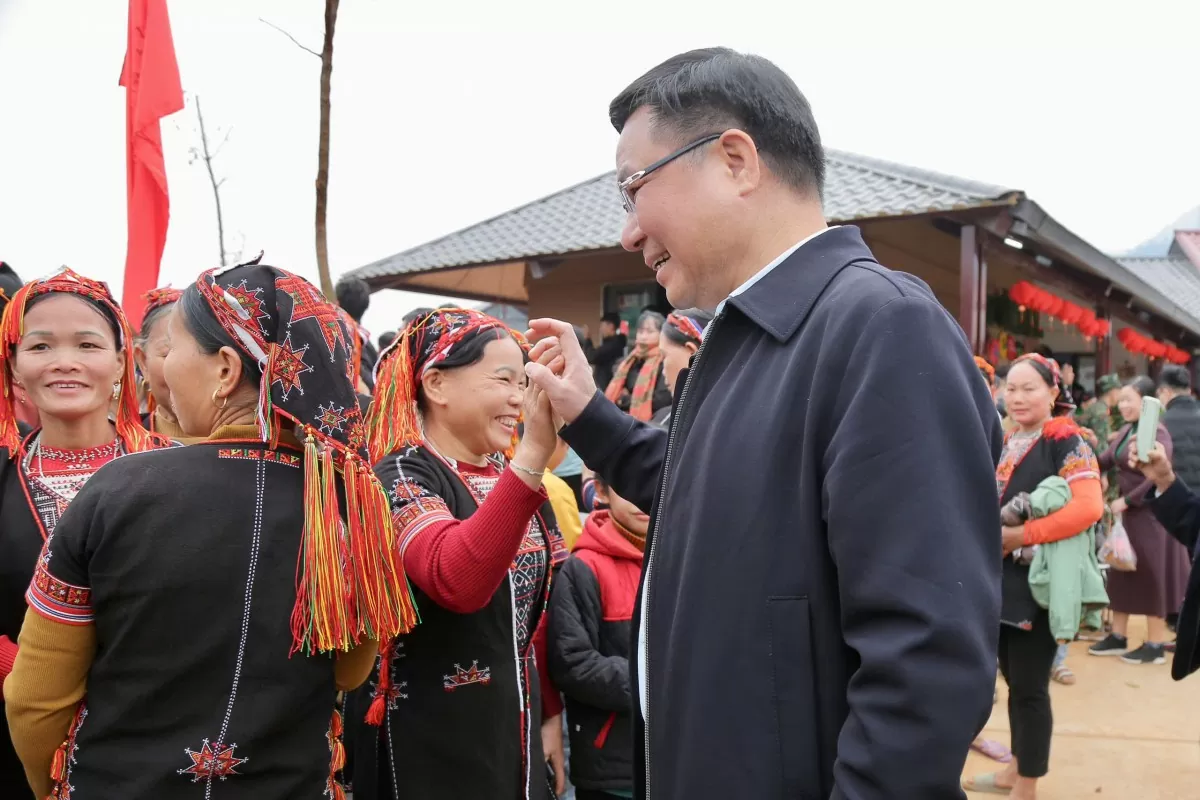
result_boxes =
[966,349,1199,795]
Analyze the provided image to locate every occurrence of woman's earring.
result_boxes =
[112,382,121,400]
[211,388,229,410]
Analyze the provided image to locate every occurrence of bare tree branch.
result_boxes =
[212,127,234,158]
[194,96,229,266]
[259,17,320,58]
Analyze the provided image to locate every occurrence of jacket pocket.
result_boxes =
[768,596,821,800]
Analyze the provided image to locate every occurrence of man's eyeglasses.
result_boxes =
[617,133,722,214]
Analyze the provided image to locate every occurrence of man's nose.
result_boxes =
[620,213,646,253]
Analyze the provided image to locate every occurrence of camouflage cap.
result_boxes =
[1096,373,1121,394]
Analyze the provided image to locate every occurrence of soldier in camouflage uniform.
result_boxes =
[1097,373,1124,443]
[1074,392,1110,455]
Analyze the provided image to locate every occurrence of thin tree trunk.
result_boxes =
[314,0,339,299]
[195,97,227,266]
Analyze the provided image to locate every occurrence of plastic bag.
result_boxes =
[1099,514,1137,571]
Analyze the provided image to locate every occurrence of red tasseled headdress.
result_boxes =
[141,286,183,319]
[366,307,528,464]
[0,268,163,456]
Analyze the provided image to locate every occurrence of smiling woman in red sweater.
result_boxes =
[347,308,567,800]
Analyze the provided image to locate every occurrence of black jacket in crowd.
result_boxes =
[548,510,642,794]
[1148,479,1200,680]
[560,225,1002,800]
[1162,394,1200,491]
[591,334,627,390]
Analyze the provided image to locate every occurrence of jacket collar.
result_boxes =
[1167,395,1198,410]
[727,225,877,343]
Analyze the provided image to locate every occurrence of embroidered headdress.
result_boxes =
[367,307,528,464]
[189,260,418,655]
[336,306,367,391]
[0,268,160,456]
[142,286,183,320]
[665,310,707,347]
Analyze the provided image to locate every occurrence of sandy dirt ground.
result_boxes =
[963,617,1200,798]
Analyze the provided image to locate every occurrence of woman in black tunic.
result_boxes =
[964,354,1104,797]
[347,307,567,800]
[5,262,417,799]
[0,268,163,797]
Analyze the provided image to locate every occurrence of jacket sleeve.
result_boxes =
[547,558,631,712]
[560,391,667,514]
[823,296,1001,800]
[1150,478,1200,555]
[1125,426,1173,508]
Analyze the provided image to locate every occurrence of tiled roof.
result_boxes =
[1116,256,1200,325]
[351,149,1018,280]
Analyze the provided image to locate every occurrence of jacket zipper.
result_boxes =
[642,309,722,800]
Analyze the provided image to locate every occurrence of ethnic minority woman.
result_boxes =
[134,286,185,439]
[0,268,164,797]
[4,262,418,799]
[346,308,567,800]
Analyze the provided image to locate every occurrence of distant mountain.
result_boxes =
[1125,205,1200,256]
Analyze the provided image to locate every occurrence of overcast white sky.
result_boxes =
[1,0,1197,335]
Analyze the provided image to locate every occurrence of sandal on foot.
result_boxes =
[1052,664,1076,685]
[962,772,1013,794]
[970,738,1013,763]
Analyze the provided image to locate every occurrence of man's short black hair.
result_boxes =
[609,47,825,198]
[335,275,371,322]
[600,312,621,328]
[1159,364,1192,392]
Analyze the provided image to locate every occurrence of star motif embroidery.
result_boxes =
[178,739,247,783]
[270,335,313,400]
[315,402,348,435]
[226,280,271,337]
[275,274,348,360]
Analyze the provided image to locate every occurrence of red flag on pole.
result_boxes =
[119,0,183,328]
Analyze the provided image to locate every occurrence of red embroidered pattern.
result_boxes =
[277,274,348,359]
[996,432,1039,498]
[1060,440,1101,484]
[179,739,247,783]
[226,280,271,337]
[270,334,314,400]
[391,478,455,556]
[27,559,92,625]
[216,448,301,468]
[443,660,492,691]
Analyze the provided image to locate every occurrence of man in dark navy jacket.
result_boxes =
[525,47,1002,800]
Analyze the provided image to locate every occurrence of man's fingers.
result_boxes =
[528,336,559,362]
[529,318,587,363]
[526,318,575,342]
[525,361,557,392]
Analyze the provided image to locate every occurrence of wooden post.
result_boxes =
[976,239,989,356]
[1096,307,1111,376]
[959,225,983,354]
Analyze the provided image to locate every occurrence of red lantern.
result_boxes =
[1008,281,1036,309]
[1060,302,1083,326]
[1094,319,1110,338]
